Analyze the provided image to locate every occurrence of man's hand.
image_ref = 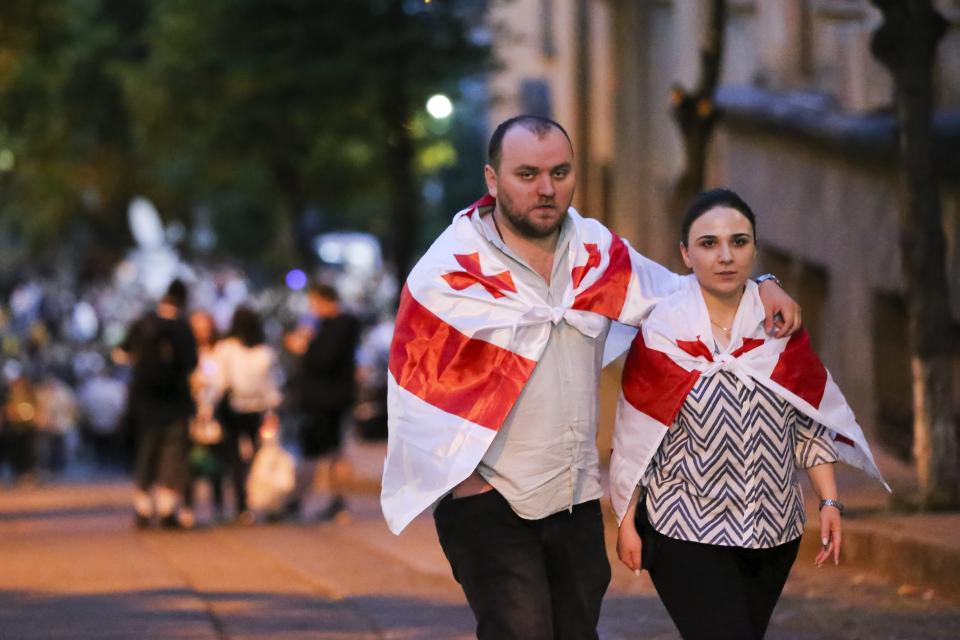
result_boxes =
[757,279,802,337]
[452,471,493,499]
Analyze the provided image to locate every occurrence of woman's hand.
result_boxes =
[807,463,841,567]
[814,505,842,567]
[757,279,802,337]
[617,520,643,575]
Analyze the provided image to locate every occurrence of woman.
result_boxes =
[611,188,888,640]
[183,309,225,526]
[213,305,282,523]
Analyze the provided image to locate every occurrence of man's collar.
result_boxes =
[476,206,573,257]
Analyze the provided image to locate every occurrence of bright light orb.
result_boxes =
[426,94,453,119]
[0,149,14,172]
[285,269,308,290]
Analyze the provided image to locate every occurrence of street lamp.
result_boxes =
[426,94,453,120]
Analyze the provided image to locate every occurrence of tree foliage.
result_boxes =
[0,0,149,254]
[0,0,491,268]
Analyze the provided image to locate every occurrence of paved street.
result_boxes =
[0,480,957,640]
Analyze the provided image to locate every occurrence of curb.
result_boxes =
[801,518,960,601]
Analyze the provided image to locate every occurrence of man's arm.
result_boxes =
[756,277,802,337]
[625,244,802,337]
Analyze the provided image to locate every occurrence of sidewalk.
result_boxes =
[800,448,960,601]
[344,437,960,602]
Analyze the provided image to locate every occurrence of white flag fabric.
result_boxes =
[610,275,889,525]
[382,195,681,533]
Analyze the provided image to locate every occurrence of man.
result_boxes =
[121,279,197,528]
[285,283,360,521]
[382,115,801,639]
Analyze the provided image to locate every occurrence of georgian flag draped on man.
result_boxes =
[609,276,890,525]
[382,195,681,533]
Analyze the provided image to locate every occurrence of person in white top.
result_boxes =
[181,309,226,526]
[213,305,282,523]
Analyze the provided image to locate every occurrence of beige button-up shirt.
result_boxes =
[475,210,610,520]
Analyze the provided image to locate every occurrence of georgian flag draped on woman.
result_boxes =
[610,275,890,525]
[382,195,681,534]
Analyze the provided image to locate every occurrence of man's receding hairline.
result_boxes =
[488,115,573,170]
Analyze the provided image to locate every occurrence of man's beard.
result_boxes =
[497,193,568,239]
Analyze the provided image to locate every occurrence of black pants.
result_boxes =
[639,507,800,640]
[223,411,262,513]
[434,490,611,640]
[133,420,189,493]
[4,424,37,478]
[298,409,344,459]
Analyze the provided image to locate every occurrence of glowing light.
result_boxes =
[0,149,14,172]
[426,94,453,119]
[285,269,308,290]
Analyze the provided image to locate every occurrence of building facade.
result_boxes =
[487,0,960,461]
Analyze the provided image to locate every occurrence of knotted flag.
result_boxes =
[610,275,889,525]
[382,195,681,533]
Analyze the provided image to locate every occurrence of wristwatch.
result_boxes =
[819,498,845,515]
[754,273,782,288]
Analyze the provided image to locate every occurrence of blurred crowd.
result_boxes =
[0,264,393,529]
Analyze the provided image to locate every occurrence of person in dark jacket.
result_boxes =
[120,279,197,528]
[285,283,359,521]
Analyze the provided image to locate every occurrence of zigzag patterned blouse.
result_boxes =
[644,370,839,549]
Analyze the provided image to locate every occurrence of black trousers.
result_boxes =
[223,411,262,513]
[133,420,189,493]
[638,507,800,640]
[434,490,611,640]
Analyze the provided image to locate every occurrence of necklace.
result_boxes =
[710,319,731,336]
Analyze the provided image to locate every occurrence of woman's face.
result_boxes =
[680,206,756,300]
[190,312,214,345]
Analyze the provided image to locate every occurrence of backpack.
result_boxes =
[133,314,188,399]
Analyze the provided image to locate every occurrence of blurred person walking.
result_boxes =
[285,283,359,522]
[2,373,39,484]
[182,310,226,527]
[34,373,78,475]
[212,305,282,524]
[77,362,128,468]
[119,279,197,528]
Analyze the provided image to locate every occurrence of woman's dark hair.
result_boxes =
[163,278,189,309]
[308,282,339,302]
[228,305,265,348]
[681,188,757,247]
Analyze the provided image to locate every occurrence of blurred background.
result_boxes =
[0,2,957,638]
[0,0,956,500]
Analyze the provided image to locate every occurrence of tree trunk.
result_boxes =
[381,75,417,287]
[871,0,958,508]
[667,0,726,232]
[574,0,592,217]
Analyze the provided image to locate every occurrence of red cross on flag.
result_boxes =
[442,252,517,299]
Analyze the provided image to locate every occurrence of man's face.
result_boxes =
[484,126,575,239]
[308,293,337,318]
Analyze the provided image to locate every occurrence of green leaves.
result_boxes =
[0,0,490,266]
